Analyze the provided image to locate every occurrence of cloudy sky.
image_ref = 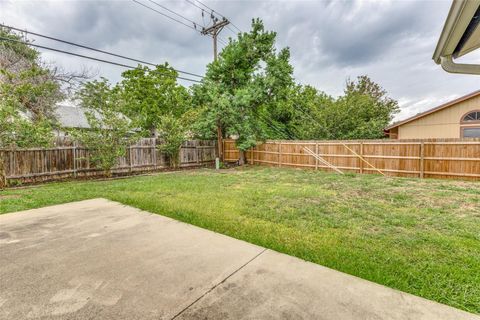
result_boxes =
[1,0,479,121]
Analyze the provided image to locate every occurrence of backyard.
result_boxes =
[1,166,479,314]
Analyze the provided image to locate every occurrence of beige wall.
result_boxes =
[397,95,480,139]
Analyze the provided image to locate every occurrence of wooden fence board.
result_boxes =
[1,139,217,184]
[224,138,480,181]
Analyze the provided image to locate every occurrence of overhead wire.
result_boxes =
[0,36,202,83]
[0,24,204,79]
[145,0,204,30]
[134,0,229,52]
[226,25,238,36]
[217,37,228,46]
[192,0,242,32]
[184,0,207,13]
[134,0,293,139]
[132,0,201,33]
[256,110,295,140]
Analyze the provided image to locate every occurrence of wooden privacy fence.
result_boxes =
[223,138,480,180]
[0,139,217,184]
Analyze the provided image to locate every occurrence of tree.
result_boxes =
[322,76,399,139]
[0,104,54,148]
[74,78,139,177]
[0,28,59,148]
[287,76,399,140]
[118,64,190,136]
[0,27,92,148]
[156,114,187,167]
[193,19,294,164]
[286,85,334,140]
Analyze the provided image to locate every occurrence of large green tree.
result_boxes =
[193,19,294,164]
[0,28,59,147]
[0,27,92,148]
[118,64,190,136]
[288,76,399,140]
[74,78,139,177]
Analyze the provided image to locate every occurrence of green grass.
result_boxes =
[1,166,479,313]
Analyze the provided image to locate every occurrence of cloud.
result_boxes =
[1,0,479,122]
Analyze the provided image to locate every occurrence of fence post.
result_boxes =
[12,150,16,179]
[73,144,77,178]
[0,151,6,188]
[129,145,133,172]
[359,142,364,174]
[315,142,318,170]
[278,142,281,167]
[250,147,254,165]
[196,143,200,165]
[153,140,157,170]
[419,141,425,179]
[42,149,46,176]
[222,139,225,160]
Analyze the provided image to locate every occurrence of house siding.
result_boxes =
[397,94,480,139]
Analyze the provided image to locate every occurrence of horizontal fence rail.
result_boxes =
[0,139,217,184]
[223,138,480,180]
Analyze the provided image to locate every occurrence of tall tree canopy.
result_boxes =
[193,21,398,158]
[119,64,190,136]
[282,76,399,140]
[193,19,294,163]
[0,28,60,147]
[74,78,139,177]
[0,27,92,148]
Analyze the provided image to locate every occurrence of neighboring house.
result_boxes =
[385,90,480,139]
[433,0,480,75]
[54,104,90,136]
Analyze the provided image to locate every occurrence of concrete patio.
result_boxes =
[0,198,478,320]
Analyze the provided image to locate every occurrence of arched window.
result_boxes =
[461,111,480,123]
[460,110,480,138]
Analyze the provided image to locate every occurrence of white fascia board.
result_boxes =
[433,0,480,64]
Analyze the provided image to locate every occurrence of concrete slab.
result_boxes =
[0,199,478,320]
[0,199,264,319]
[178,249,479,320]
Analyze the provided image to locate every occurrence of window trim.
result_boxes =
[460,110,480,124]
[460,126,480,138]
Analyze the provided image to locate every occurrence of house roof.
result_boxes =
[55,104,90,129]
[385,90,480,130]
[433,0,480,63]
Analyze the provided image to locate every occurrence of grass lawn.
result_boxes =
[1,166,479,313]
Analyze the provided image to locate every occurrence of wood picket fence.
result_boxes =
[223,138,480,180]
[0,139,217,185]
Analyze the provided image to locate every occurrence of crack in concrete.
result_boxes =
[170,248,268,320]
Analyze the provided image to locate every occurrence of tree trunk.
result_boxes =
[238,150,246,166]
[216,125,223,161]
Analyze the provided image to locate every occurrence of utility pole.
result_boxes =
[202,18,229,61]
[202,18,230,162]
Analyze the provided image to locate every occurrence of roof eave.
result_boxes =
[433,0,480,64]
[385,90,480,130]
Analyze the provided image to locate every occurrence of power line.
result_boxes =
[258,117,290,140]
[217,37,228,46]
[145,0,204,30]
[256,110,295,140]
[184,0,210,17]
[0,24,204,79]
[133,0,228,58]
[192,0,242,32]
[0,36,202,83]
[132,0,202,33]
[226,25,238,36]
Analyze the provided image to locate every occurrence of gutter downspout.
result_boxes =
[440,55,480,75]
